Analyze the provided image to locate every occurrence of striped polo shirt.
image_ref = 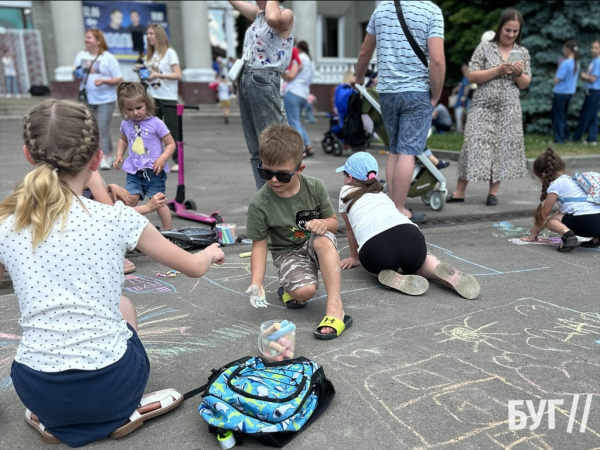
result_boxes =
[367,1,444,93]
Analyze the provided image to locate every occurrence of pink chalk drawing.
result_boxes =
[123,274,177,294]
[516,359,600,397]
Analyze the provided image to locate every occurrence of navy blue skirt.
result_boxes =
[11,324,150,448]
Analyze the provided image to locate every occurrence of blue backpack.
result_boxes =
[187,356,335,448]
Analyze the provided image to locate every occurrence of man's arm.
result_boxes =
[354,33,377,85]
[427,37,445,106]
[228,1,259,21]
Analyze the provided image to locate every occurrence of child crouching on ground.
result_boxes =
[113,82,175,230]
[245,124,352,340]
[338,152,480,299]
[521,148,600,250]
[0,99,224,447]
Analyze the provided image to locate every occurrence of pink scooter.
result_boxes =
[165,104,223,226]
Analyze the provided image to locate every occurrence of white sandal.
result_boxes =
[25,409,61,444]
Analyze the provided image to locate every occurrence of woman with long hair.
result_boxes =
[74,29,123,170]
[447,10,531,206]
[143,23,182,170]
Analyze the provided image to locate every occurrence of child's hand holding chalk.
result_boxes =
[245,284,267,308]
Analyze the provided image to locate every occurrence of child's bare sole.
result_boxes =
[378,270,429,296]
[434,263,480,300]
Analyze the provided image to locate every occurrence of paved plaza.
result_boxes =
[1,115,599,449]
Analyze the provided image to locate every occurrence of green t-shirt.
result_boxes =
[246,175,336,260]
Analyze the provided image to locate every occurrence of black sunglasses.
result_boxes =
[258,163,301,183]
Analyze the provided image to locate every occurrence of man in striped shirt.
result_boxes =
[354,1,445,223]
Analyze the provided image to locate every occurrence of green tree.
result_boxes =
[516,0,600,134]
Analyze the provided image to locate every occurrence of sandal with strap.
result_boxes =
[304,145,315,157]
[580,237,600,248]
[110,389,184,439]
[557,230,577,252]
[25,409,61,444]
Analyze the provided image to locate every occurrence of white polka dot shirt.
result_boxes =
[0,198,149,372]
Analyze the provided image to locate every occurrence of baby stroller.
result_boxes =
[355,84,448,212]
[322,84,368,156]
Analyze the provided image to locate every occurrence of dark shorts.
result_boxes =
[125,169,167,201]
[562,212,600,237]
[359,224,427,274]
[11,324,150,448]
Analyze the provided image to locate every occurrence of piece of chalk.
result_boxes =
[280,320,289,328]
[262,323,281,337]
[239,252,252,258]
[267,323,296,341]
[272,355,284,361]
[269,349,278,357]
[288,352,294,359]
[225,228,234,244]
[268,341,286,352]
[283,349,292,358]
[276,337,291,348]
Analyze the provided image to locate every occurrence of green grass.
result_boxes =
[427,133,599,159]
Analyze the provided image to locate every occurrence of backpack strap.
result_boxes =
[557,196,588,204]
[183,381,210,400]
[393,0,428,68]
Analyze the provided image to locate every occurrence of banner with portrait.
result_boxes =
[82,1,169,62]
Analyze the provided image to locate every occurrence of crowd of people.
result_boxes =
[1,0,599,447]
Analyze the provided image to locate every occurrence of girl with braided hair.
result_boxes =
[521,148,600,251]
[0,99,224,446]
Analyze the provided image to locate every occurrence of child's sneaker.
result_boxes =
[557,230,577,252]
[378,270,429,296]
[433,263,480,299]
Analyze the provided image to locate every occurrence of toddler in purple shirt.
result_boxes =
[114,82,176,230]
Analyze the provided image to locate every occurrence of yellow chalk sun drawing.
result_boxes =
[436,317,520,352]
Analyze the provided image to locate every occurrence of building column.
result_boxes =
[225,8,236,58]
[180,1,215,82]
[291,1,317,58]
[50,1,85,81]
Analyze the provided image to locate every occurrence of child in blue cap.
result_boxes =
[336,152,481,299]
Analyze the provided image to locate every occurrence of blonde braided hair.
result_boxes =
[0,99,100,248]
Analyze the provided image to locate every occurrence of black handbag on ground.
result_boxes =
[78,54,100,105]
[393,0,428,68]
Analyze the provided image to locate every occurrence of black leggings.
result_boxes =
[358,224,427,274]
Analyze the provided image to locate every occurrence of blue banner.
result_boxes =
[82,1,169,62]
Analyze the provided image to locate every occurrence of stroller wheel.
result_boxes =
[322,135,334,154]
[184,200,197,210]
[421,191,433,205]
[429,191,446,211]
[333,141,343,156]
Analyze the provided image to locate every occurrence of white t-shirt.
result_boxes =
[0,198,149,372]
[146,48,180,100]
[218,81,232,101]
[286,53,314,99]
[74,50,121,105]
[2,56,16,77]
[547,174,600,216]
[338,185,417,251]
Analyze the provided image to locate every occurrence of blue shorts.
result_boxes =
[11,323,149,447]
[380,91,433,155]
[125,169,167,201]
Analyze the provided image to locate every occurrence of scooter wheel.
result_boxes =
[184,200,197,210]
[214,214,223,224]
[167,203,175,212]
[333,141,343,156]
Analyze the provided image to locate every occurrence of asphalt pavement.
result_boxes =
[0,115,599,449]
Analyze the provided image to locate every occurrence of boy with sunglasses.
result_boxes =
[245,124,352,340]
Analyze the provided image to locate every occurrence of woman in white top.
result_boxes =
[144,24,182,170]
[283,41,315,156]
[74,29,123,170]
[338,152,481,299]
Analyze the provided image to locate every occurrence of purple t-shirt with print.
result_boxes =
[120,116,170,174]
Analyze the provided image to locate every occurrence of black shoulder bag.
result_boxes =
[393,0,428,68]
[78,54,100,105]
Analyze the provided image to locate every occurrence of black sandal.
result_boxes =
[557,230,577,252]
[304,145,315,157]
[580,238,600,248]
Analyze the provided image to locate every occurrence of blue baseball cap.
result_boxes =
[335,152,378,181]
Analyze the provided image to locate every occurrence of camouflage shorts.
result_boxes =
[273,232,337,293]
